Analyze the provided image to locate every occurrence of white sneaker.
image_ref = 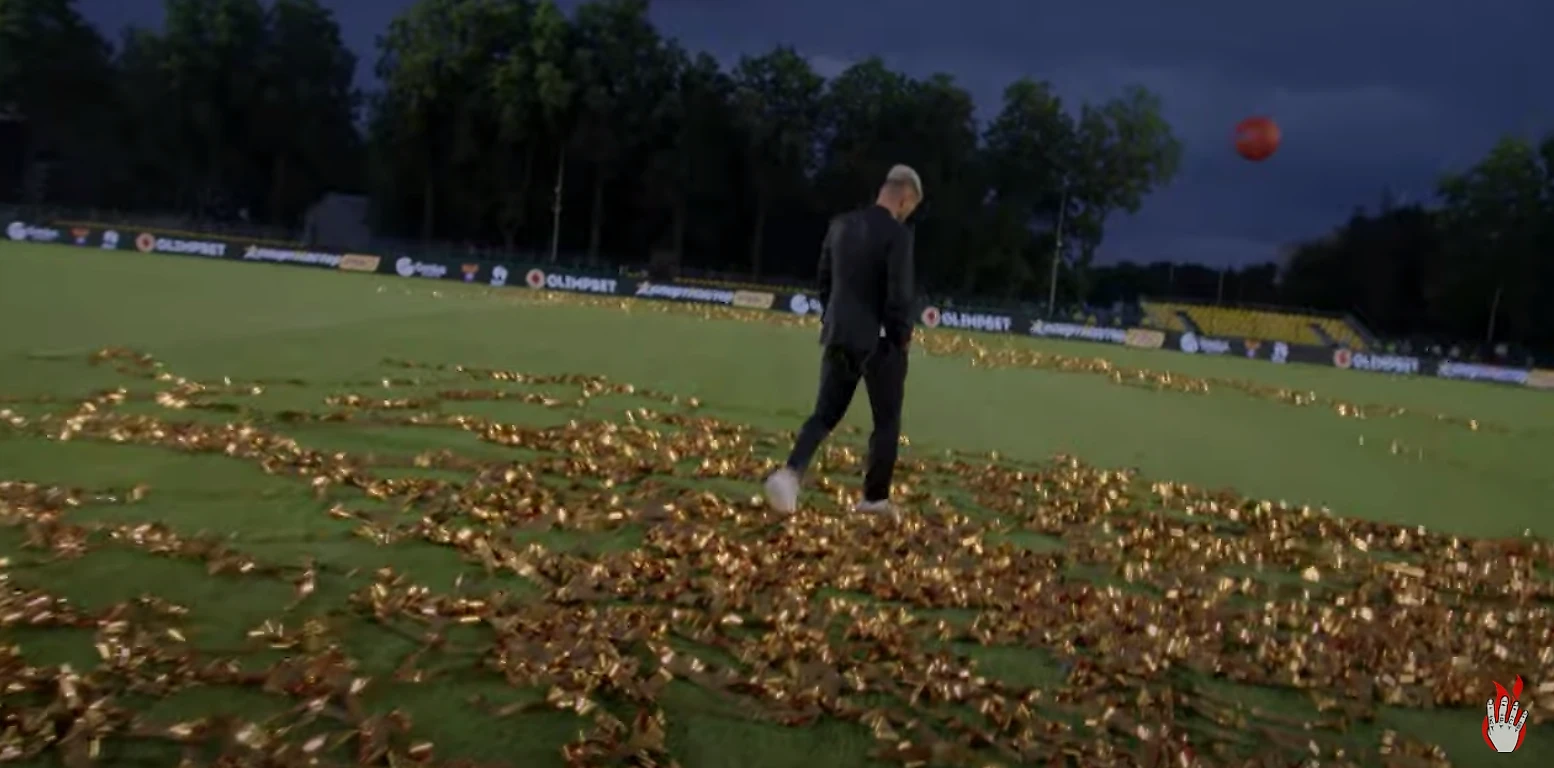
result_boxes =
[764,468,800,513]
[854,498,893,514]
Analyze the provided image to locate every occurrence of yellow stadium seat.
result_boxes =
[1140,301,1188,332]
[1313,318,1367,349]
[1153,303,1368,349]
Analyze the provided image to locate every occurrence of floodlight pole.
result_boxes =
[1047,186,1067,318]
[549,148,566,263]
[1484,229,1504,344]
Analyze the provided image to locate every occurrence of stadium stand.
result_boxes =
[1141,302,1187,332]
[1142,300,1372,349]
[627,267,1379,351]
[609,263,1383,352]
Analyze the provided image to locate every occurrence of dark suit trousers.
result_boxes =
[785,339,907,501]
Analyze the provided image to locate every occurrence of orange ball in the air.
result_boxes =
[1234,116,1280,162]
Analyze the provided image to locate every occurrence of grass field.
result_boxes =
[1,242,1551,767]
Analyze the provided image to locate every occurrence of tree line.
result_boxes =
[2,0,1550,352]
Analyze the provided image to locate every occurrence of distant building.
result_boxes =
[302,192,369,251]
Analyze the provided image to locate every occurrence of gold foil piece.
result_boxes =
[0,346,1543,767]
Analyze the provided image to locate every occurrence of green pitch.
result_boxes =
[0,243,1548,767]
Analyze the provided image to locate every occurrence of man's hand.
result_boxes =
[1486,690,1531,752]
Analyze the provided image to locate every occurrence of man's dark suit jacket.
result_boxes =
[816,205,915,354]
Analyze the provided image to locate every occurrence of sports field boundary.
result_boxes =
[5,216,1550,392]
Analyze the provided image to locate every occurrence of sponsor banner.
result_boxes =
[62,222,330,263]
[786,293,822,316]
[392,255,448,279]
[1332,348,1421,375]
[1124,328,1166,350]
[134,231,229,258]
[1436,361,1530,385]
[1159,332,1290,362]
[1283,342,1341,367]
[635,281,732,305]
[338,254,381,272]
[44,222,201,254]
[1030,320,1126,344]
[526,268,622,295]
[940,310,1012,333]
[16,226,1554,391]
[1177,332,1233,356]
[919,306,1013,333]
[6,220,62,243]
[732,290,775,310]
[242,245,341,268]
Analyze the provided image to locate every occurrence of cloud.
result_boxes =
[805,53,854,80]
[1042,58,1486,263]
[79,0,1554,268]
[1097,233,1286,270]
[1045,60,1444,158]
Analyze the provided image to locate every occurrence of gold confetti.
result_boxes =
[0,346,1540,767]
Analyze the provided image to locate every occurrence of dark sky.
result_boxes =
[78,0,1554,269]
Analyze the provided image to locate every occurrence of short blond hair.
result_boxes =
[885,164,923,200]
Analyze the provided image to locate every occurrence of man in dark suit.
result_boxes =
[765,165,922,514]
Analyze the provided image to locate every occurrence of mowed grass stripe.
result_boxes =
[2,242,1544,530]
